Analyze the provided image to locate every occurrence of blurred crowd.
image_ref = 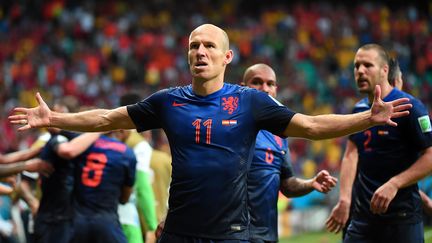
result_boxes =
[0,0,431,238]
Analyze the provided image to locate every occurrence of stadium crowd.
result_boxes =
[0,0,431,242]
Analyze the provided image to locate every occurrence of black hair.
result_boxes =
[388,57,400,86]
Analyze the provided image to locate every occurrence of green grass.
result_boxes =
[279,226,432,243]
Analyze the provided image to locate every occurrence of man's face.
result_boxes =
[244,68,277,98]
[354,49,387,94]
[188,25,231,82]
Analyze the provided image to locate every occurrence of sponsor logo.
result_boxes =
[418,115,432,133]
[172,101,187,107]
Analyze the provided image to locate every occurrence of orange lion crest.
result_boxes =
[222,96,239,114]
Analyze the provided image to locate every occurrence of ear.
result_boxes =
[382,63,389,79]
[223,50,234,65]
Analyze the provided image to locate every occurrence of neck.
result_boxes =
[192,78,224,96]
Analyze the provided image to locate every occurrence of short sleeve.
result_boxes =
[251,91,296,137]
[127,89,168,132]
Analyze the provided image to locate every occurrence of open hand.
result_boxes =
[9,92,51,131]
[370,85,411,127]
[326,200,351,233]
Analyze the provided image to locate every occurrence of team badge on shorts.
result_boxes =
[418,115,432,133]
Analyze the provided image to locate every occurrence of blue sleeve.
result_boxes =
[280,141,294,179]
[39,135,69,161]
[126,89,168,132]
[251,91,296,137]
[405,99,432,150]
[124,148,137,187]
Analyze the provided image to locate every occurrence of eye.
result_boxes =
[190,43,199,49]
[251,80,261,85]
[267,81,276,87]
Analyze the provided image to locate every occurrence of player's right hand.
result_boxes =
[325,200,350,233]
[9,92,51,131]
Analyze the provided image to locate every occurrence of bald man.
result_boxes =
[243,63,337,243]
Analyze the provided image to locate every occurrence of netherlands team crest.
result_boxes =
[221,95,239,115]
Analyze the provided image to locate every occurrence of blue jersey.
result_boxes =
[73,135,137,218]
[37,131,78,222]
[127,83,295,239]
[349,88,432,224]
[248,130,293,241]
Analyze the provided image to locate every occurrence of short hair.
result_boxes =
[388,58,401,86]
[359,43,390,66]
[120,93,142,106]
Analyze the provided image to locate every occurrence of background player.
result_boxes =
[71,129,137,243]
[326,44,432,243]
[242,63,338,242]
[34,100,101,243]
[118,93,157,243]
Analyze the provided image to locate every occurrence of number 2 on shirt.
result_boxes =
[363,130,372,152]
[81,152,108,187]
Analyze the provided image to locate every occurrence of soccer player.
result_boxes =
[118,93,157,243]
[326,56,406,239]
[34,102,101,243]
[70,129,137,243]
[10,24,411,242]
[325,44,432,243]
[242,63,337,242]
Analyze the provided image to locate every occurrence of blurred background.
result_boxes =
[0,0,431,242]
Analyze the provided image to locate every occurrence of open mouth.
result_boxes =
[195,61,208,68]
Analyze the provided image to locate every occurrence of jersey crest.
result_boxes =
[221,96,239,115]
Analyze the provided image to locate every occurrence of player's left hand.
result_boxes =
[370,180,398,214]
[370,85,412,127]
[312,170,338,193]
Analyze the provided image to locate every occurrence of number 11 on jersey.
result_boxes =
[192,119,212,144]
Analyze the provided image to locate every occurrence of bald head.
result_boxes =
[190,24,230,51]
[242,63,278,97]
[243,64,276,83]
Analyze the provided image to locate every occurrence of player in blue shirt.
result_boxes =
[326,44,432,243]
[71,130,137,243]
[242,63,338,243]
[10,24,412,242]
[326,56,409,239]
[34,101,100,243]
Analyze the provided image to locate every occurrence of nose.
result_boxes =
[262,83,271,94]
[357,65,366,74]
[197,44,206,56]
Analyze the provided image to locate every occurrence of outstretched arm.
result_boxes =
[283,86,411,140]
[280,170,337,198]
[326,140,358,233]
[56,133,102,159]
[370,146,432,214]
[9,92,136,132]
[0,147,42,164]
[0,158,53,178]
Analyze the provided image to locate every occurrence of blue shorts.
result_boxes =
[158,231,250,243]
[344,219,424,243]
[71,215,127,243]
[33,220,73,243]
